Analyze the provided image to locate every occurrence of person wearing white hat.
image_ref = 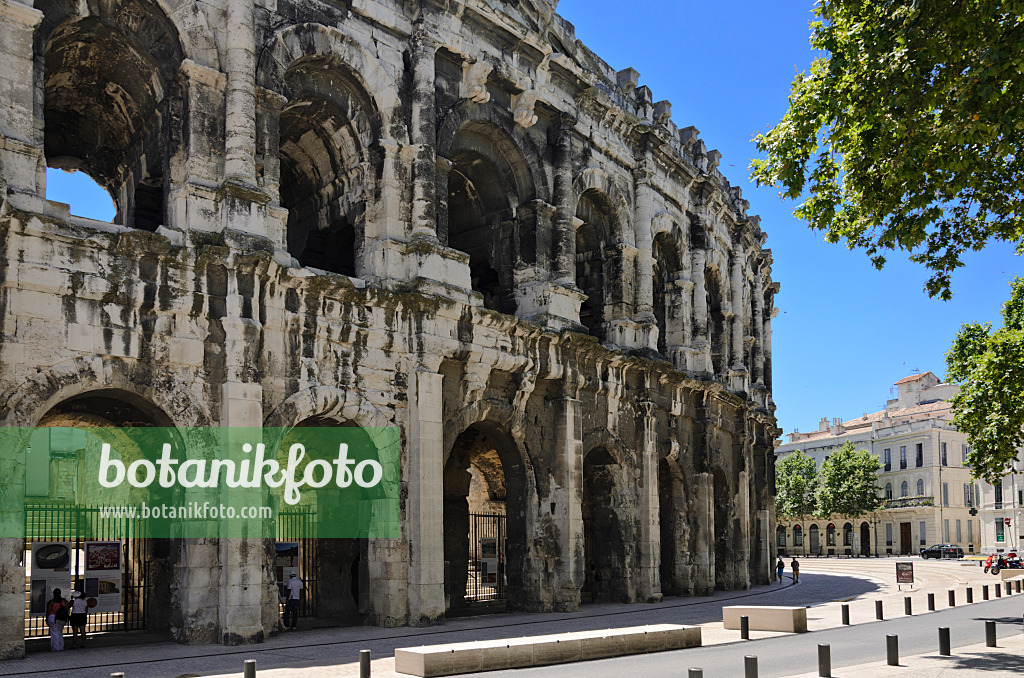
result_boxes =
[69,590,88,648]
[284,573,303,630]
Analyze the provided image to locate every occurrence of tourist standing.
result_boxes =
[46,588,68,651]
[69,590,88,648]
[790,557,800,583]
[776,557,785,583]
[284,572,303,630]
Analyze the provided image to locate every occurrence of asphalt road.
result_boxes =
[460,595,1024,678]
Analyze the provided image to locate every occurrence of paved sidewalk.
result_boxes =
[3,558,1020,678]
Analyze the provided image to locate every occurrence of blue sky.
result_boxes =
[45,0,1022,440]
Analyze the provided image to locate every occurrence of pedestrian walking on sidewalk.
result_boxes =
[46,588,68,651]
[790,557,800,583]
[776,557,785,583]
[284,572,303,630]
[69,590,88,648]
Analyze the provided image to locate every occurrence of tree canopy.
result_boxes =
[775,449,818,519]
[815,442,884,519]
[945,277,1024,483]
[751,0,1024,299]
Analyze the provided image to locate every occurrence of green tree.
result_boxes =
[945,277,1024,483]
[751,0,1024,299]
[775,450,818,519]
[815,442,884,519]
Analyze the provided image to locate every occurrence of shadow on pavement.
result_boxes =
[947,651,1024,672]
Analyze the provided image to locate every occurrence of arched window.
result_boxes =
[885,483,893,500]
[917,479,925,496]
[793,525,804,546]
[776,525,786,547]
[653,230,684,354]
[901,481,909,498]
[705,267,728,375]
[576,190,617,340]
[826,523,836,546]
[843,522,853,546]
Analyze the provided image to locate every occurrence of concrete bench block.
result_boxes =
[998,569,1024,580]
[394,624,701,677]
[723,605,808,633]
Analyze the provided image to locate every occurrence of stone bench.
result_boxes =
[723,605,807,633]
[997,568,1024,580]
[394,623,702,677]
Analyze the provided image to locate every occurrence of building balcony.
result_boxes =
[883,496,934,510]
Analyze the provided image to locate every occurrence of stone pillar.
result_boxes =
[218,382,268,645]
[0,425,26,658]
[690,249,709,372]
[753,267,765,385]
[435,156,452,244]
[552,117,576,286]
[410,33,438,240]
[633,166,656,321]
[224,0,257,186]
[693,472,714,594]
[730,249,745,370]
[636,400,662,602]
[407,369,445,625]
[0,0,44,212]
[551,387,583,611]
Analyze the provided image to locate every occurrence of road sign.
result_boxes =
[1006,518,1012,526]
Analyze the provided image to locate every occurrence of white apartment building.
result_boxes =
[775,372,1024,556]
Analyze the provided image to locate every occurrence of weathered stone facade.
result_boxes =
[0,0,778,657]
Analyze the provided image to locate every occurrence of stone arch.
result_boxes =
[257,23,403,142]
[574,181,627,342]
[0,357,211,429]
[581,442,637,603]
[712,466,732,589]
[580,428,630,467]
[573,168,631,242]
[704,264,728,375]
[653,226,685,354]
[438,112,541,314]
[36,0,187,231]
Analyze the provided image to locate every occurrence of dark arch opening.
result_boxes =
[582,446,629,603]
[658,455,687,596]
[860,522,871,556]
[280,417,372,624]
[447,121,531,315]
[712,468,731,590]
[280,61,376,277]
[653,231,683,354]
[443,423,528,613]
[576,190,617,340]
[40,4,183,231]
[33,389,178,639]
[706,269,727,375]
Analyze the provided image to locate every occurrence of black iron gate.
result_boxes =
[24,503,149,639]
[467,513,505,604]
[276,508,319,618]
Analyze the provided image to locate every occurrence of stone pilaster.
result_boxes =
[552,388,583,611]
[0,0,44,212]
[730,249,746,370]
[633,165,656,324]
[406,369,445,625]
[552,117,576,286]
[223,0,257,187]
[636,399,662,602]
[410,33,438,240]
[753,267,765,386]
[690,249,709,372]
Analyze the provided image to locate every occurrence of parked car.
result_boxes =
[920,544,964,559]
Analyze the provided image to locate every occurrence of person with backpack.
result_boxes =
[776,557,785,584]
[46,588,68,651]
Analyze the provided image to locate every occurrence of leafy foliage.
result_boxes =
[751,0,1024,299]
[815,442,884,519]
[946,277,1024,483]
[775,450,818,519]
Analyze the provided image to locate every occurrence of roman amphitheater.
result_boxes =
[0,0,778,655]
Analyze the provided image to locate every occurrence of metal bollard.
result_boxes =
[1017,580,1022,594]
[939,627,950,656]
[841,603,850,625]
[886,634,899,666]
[741,615,750,640]
[876,599,884,620]
[244,660,256,678]
[983,585,990,600]
[948,589,956,607]
[928,592,935,610]
[360,650,371,678]
[967,587,974,603]
[996,583,1002,597]
[688,670,704,678]
[905,596,912,616]
[986,620,997,647]
[1007,582,1013,596]
[744,655,758,678]
[111,674,125,678]
[818,644,831,678]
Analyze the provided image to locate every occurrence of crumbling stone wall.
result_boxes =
[0,0,778,656]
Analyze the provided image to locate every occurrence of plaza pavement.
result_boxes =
[3,557,1021,677]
